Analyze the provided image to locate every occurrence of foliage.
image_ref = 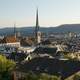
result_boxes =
[73,74,80,80]
[39,73,60,80]
[22,72,60,80]
[25,72,39,80]
[0,55,16,80]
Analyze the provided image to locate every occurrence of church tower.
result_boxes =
[35,9,41,44]
[14,23,17,38]
[14,23,21,39]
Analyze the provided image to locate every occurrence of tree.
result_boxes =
[73,74,80,80]
[25,71,38,80]
[0,55,15,80]
[39,73,60,80]
[24,72,60,80]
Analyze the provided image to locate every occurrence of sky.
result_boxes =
[0,0,80,27]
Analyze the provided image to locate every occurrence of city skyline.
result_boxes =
[0,0,80,27]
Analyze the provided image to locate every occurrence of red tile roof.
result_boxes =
[1,36,18,43]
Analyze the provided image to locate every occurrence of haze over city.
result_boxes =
[1,0,80,80]
[0,0,80,27]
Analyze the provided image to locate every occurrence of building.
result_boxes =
[35,9,41,44]
[0,36,20,55]
[0,35,20,57]
[18,46,36,53]
[13,57,80,80]
[0,36,20,47]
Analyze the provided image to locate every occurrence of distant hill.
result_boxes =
[0,24,80,36]
[57,24,80,32]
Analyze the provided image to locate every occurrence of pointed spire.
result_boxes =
[14,23,17,38]
[35,8,40,44]
[14,23,16,34]
[36,8,39,31]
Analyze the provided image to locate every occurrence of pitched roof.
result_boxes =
[15,57,80,79]
[1,36,18,43]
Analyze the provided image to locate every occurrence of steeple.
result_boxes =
[14,23,17,38]
[35,8,40,43]
[36,8,39,31]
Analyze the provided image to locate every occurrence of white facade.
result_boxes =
[37,31,41,44]
[55,44,67,52]
[6,42,20,47]
[18,46,36,53]
[0,42,20,48]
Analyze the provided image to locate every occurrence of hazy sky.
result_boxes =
[0,0,80,27]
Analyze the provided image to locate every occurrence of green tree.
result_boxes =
[73,74,80,80]
[0,55,15,80]
[39,73,60,80]
[25,71,38,80]
[24,72,60,80]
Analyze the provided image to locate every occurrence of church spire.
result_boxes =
[14,23,17,38]
[34,8,41,44]
[35,8,40,44]
[36,8,39,31]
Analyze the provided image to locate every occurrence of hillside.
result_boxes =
[0,24,80,36]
